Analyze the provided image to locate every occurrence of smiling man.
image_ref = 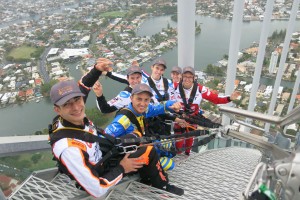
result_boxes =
[49,79,148,198]
[104,83,182,137]
[105,83,184,195]
[104,83,184,196]
[93,65,143,113]
[170,66,239,155]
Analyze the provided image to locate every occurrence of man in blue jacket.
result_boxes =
[105,83,182,137]
[105,83,184,195]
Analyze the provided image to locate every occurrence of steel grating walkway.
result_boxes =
[169,147,262,200]
[8,175,84,200]
[8,147,262,200]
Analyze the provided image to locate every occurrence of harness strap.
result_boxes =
[123,86,132,93]
[147,77,169,101]
[50,128,115,147]
[49,124,120,171]
[178,81,198,109]
[116,108,144,135]
[175,134,216,152]
[181,114,222,128]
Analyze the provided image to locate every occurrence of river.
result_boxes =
[0,16,299,136]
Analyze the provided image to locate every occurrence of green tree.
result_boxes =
[41,79,59,97]
[31,153,42,164]
[171,14,177,22]
[42,128,49,135]
[34,131,43,135]
[85,107,114,128]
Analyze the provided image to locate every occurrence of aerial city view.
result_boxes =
[0,0,300,199]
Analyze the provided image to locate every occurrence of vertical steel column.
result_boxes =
[177,0,196,68]
[242,0,275,133]
[284,69,300,133]
[222,0,245,126]
[265,0,300,132]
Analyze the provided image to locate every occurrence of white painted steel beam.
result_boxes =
[177,0,195,68]
[222,0,245,126]
[265,0,300,132]
[243,0,275,133]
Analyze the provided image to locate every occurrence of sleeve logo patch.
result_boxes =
[119,91,130,98]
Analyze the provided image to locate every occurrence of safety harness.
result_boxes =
[174,82,221,128]
[114,108,217,151]
[48,121,121,171]
[115,108,145,135]
[177,81,198,110]
[123,86,132,93]
[147,77,169,101]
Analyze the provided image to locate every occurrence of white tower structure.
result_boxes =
[222,0,245,126]
[243,0,275,133]
[177,0,195,68]
[284,69,300,133]
[265,0,300,132]
[269,51,279,74]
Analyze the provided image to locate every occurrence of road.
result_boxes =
[39,47,51,83]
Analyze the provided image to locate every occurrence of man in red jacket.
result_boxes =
[170,66,239,155]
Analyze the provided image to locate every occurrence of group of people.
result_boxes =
[49,58,239,198]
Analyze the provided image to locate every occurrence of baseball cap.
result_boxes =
[131,83,153,97]
[152,58,167,69]
[126,65,142,76]
[171,66,182,74]
[50,80,85,106]
[182,66,195,76]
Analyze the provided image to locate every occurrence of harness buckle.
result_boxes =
[119,145,138,154]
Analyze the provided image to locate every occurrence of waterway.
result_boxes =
[1,16,299,136]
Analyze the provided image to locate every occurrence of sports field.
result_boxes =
[100,11,126,18]
[8,46,37,60]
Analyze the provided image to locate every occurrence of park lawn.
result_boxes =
[0,151,56,172]
[22,151,56,171]
[30,151,56,171]
[100,11,126,18]
[8,46,37,60]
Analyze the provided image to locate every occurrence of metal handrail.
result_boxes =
[219,105,300,127]
[0,135,50,157]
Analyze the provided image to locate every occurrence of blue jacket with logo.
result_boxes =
[104,101,176,137]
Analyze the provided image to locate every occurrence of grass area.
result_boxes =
[0,151,56,173]
[8,46,37,60]
[100,11,126,18]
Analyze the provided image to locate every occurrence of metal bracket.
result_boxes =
[119,145,138,154]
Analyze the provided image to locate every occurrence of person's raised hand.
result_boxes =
[131,60,139,67]
[95,58,113,72]
[92,81,103,97]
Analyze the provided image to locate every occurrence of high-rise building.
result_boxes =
[269,51,279,74]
